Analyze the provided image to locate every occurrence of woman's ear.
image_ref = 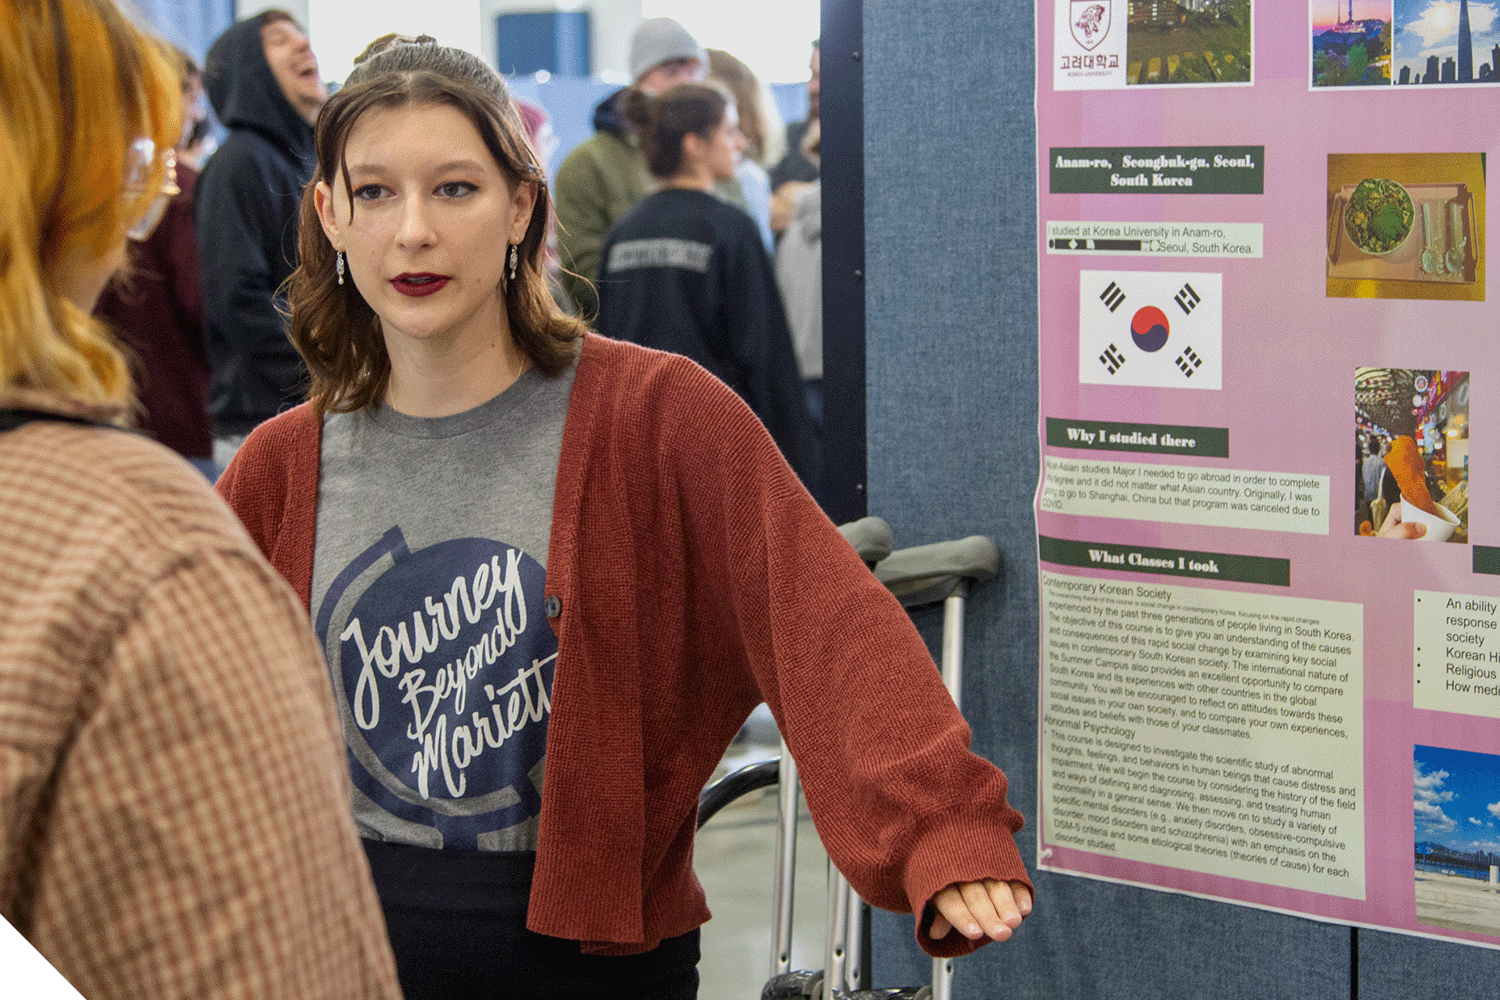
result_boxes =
[509,180,539,245]
[681,131,707,166]
[314,180,343,251]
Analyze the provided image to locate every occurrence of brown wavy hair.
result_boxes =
[289,36,583,414]
[706,49,770,163]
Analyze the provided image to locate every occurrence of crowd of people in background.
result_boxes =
[593,80,816,484]
[99,11,827,493]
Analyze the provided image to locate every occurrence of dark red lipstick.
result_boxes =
[393,273,450,297]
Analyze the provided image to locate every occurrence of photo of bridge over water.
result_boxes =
[1415,745,1500,938]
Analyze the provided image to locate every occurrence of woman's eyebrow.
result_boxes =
[345,159,488,177]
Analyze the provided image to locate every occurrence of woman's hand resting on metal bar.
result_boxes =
[929,879,1033,942]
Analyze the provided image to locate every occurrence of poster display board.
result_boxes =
[1037,0,1500,947]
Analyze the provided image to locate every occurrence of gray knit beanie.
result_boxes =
[629,17,707,81]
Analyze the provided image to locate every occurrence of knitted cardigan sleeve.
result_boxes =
[213,404,321,607]
[622,345,1033,957]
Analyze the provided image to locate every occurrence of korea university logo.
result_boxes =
[1055,0,1125,89]
[1070,0,1110,50]
[1078,270,1222,390]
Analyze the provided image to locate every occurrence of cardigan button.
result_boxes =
[545,594,561,618]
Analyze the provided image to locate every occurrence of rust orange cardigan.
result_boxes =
[216,334,1030,957]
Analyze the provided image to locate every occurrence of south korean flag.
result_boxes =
[1078,270,1221,390]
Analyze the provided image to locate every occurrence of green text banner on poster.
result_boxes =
[1049,147,1265,194]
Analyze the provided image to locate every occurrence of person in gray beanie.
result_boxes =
[554,17,743,318]
[630,15,707,82]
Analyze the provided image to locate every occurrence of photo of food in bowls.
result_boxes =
[1328,153,1485,301]
[1344,178,1413,255]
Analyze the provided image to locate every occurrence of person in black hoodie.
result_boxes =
[196,10,327,465]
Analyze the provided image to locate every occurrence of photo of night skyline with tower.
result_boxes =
[1314,1,1500,86]
[1313,0,1393,85]
[1393,0,1500,84]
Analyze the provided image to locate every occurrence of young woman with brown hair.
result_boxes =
[217,35,1033,1000]
[706,47,781,249]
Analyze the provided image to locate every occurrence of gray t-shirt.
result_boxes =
[310,360,576,851]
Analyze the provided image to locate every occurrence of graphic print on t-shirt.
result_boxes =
[315,526,555,849]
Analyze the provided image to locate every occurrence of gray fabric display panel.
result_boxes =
[853,0,1352,995]
[1359,929,1500,1000]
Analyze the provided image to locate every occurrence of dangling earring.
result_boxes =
[336,249,345,285]
[508,243,518,281]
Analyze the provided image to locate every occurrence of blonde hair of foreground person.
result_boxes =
[0,8,406,999]
[0,0,178,406]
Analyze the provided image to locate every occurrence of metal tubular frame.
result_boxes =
[822,864,851,1000]
[758,525,998,999]
[931,584,970,1000]
[773,736,800,980]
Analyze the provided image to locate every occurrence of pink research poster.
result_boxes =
[1036,0,1500,947]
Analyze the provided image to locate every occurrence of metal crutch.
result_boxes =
[872,535,1001,1000]
[748,529,998,1000]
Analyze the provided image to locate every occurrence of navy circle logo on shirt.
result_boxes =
[317,528,555,848]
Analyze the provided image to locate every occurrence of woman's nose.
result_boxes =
[396,197,436,248]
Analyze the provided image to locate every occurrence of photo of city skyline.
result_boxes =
[1394,0,1500,84]
[1414,745,1500,936]
[1313,0,1392,86]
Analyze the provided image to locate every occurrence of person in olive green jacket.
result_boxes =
[554,17,742,318]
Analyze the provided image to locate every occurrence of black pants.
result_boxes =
[363,841,700,1000]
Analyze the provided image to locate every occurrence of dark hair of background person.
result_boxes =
[621,83,729,180]
[706,49,769,163]
[92,40,214,460]
[258,8,296,30]
[287,36,585,415]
